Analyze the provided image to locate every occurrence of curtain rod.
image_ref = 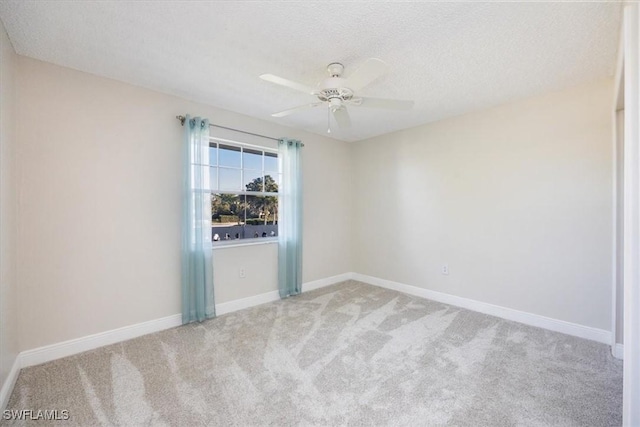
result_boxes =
[176,115,303,146]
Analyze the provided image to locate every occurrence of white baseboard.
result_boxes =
[216,272,351,315]
[215,290,280,316]
[352,273,612,344]
[0,356,21,412]
[4,271,614,411]
[20,314,183,369]
[304,272,353,292]
[613,343,624,359]
[17,272,350,371]
[0,272,351,410]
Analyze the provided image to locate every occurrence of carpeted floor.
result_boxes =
[3,281,622,426]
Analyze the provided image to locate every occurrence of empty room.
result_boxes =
[0,1,639,426]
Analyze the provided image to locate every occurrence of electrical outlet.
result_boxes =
[442,264,449,275]
[239,267,246,279]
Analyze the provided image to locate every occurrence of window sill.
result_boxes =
[212,238,278,250]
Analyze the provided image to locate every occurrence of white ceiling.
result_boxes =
[0,1,622,142]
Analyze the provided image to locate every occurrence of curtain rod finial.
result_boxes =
[176,115,186,126]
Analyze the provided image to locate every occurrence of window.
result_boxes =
[209,140,280,244]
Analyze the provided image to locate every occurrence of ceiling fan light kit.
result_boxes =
[259,58,415,131]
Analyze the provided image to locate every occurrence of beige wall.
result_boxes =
[0,21,17,389]
[10,54,616,352]
[352,79,614,330]
[15,57,352,351]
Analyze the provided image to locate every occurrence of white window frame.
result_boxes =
[208,137,280,249]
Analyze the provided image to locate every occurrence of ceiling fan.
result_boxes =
[260,58,414,132]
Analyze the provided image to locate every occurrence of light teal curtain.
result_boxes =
[278,138,303,298]
[181,115,215,324]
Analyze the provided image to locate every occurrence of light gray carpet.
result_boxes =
[3,281,622,426]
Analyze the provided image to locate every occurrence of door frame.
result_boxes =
[622,4,640,426]
[612,15,624,359]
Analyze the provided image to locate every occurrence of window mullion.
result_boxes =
[207,140,279,244]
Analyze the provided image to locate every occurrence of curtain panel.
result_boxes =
[278,138,303,298]
[182,115,216,323]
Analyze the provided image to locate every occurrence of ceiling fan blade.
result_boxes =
[347,58,389,91]
[272,102,324,118]
[353,97,414,110]
[332,107,352,128]
[260,74,316,94]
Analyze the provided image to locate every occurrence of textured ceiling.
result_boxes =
[0,1,622,142]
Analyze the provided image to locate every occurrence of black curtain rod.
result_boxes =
[176,115,303,146]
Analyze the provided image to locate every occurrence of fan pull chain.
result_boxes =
[327,107,331,134]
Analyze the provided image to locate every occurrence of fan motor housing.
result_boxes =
[317,88,354,102]
[317,77,354,103]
